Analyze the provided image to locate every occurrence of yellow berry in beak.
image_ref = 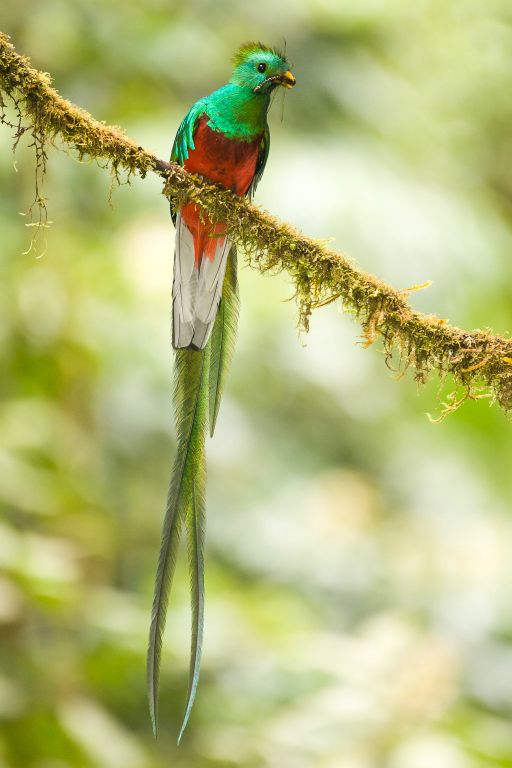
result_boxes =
[281,71,296,88]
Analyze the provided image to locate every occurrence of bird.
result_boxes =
[147,41,296,742]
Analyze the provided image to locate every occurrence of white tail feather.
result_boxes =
[172,213,231,349]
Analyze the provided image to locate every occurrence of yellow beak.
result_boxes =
[281,71,296,89]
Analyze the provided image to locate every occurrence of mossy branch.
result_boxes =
[2,31,512,415]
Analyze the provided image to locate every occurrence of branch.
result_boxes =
[2,30,512,415]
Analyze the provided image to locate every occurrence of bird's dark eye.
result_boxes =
[257,63,266,73]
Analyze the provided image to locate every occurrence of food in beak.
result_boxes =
[281,71,296,88]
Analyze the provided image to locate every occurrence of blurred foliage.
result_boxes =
[2,2,512,767]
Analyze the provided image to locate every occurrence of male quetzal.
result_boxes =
[147,42,296,740]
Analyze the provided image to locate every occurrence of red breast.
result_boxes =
[181,116,262,264]
[184,115,262,195]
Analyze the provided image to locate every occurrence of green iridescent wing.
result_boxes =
[247,124,270,200]
[171,98,207,165]
[170,99,206,223]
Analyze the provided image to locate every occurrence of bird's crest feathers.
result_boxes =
[232,41,286,68]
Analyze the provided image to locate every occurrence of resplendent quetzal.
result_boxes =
[147,42,296,741]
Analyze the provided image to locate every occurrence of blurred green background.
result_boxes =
[2,2,512,766]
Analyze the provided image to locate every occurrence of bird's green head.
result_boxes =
[230,42,296,94]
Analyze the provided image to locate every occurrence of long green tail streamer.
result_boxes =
[209,247,240,437]
[147,344,210,739]
[148,250,239,741]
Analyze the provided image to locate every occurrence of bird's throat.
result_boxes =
[206,85,270,140]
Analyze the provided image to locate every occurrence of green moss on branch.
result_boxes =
[2,30,512,414]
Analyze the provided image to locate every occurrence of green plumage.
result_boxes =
[147,345,210,738]
[209,248,240,436]
[148,40,294,742]
[180,358,208,743]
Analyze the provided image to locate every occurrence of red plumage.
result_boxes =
[181,116,261,265]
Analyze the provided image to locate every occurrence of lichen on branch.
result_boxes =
[1,30,512,414]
